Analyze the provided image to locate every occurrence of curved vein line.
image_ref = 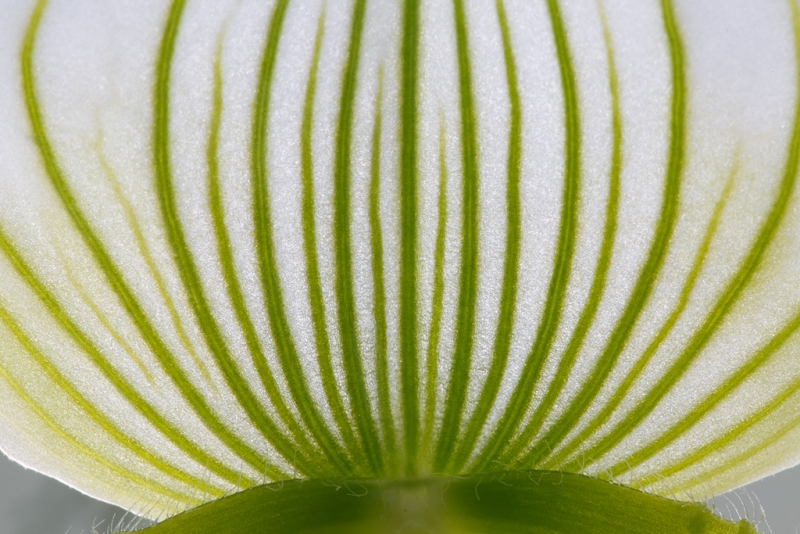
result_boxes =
[332,0,384,476]
[0,355,200,504]
[469,0,581,473]
[20,0,277,486]
[503,3,623,465]
[301,9,363,464]
[55,245,154,385]
[207,35,322,465]
[250,0,353,475]
[519,0,686,468]
[94,139,213,389]
[155,0,319,476]
[433,0,482,473]
[368,67,399,472]
[0,229,260,486]
[421,112,448,465]
[658,315,800,490]
[627,307,800,482]
[676,402,800,494]
[544,161,737,471]
[0,295,219,498]
[599,0,800,477]
[503,2,623,469]
[399,0,421,475]
[446,0,522,474]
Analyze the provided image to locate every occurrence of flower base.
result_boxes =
[142,470,755,533]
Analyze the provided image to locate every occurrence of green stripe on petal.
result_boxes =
[1,0,800,528]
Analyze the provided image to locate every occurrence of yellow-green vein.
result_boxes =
[21,0,272,483]
[553,0,800,477]
[332,0,384,476]
[55,245,154,386]
[0,357,200,505]
[541,162,736,471]
[469,0,580,473]
[434,0,482,473]
[399,0,421,476]
[94,137,213,389]
[368,67,399,473]
[519,0,686,467]
[621,308,800,482]
[446,0,522,474]
[504,2,623,469]
[299,10,364,464]
[207,35,323,470]
[0,228,259,486]
[659,323,800,490]
[250,0,354,475]
[154,0,322,477]
[421,113,448,466]
[596,0,800,474]
[0,295,219,498]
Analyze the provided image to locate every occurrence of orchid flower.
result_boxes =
[0,0,798,532]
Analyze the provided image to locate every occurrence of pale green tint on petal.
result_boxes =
[0,0,799,521]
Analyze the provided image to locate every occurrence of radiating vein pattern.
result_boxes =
[1,0,800,520]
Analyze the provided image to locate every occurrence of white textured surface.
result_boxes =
[0,0,799,521]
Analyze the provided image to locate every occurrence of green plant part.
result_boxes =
[0,0,797,532]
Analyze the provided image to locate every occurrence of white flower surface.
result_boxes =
[0,0,799,521]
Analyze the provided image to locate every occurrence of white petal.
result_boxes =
[0,0,799,518]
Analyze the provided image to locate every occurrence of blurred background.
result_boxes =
[0,453,146,534]
[1,451,798,534]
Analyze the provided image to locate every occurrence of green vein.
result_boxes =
[94,138,213,389]
[399,0,421,476]
[469,0,581,474]
[657,314,800,489]
[514,0,686,469]
[621,308,800,481]
[250,0,354,476]
[421,114,448,465]
[332,0,384,476]
[21,0,280,485]
[542,162,736,471]
[598,0,800,477]
[433,0,482,474]
[445,0,522,474]
[0,350,200,505]
[677,399,800,494]
[154,0,323,477]
[207,36,322,464]
[300,11,363,463]
[0,228,261,487]
[0,293,218,498]
[56,246,154,386]
[368,68,399,472]
[503,4,622,469]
